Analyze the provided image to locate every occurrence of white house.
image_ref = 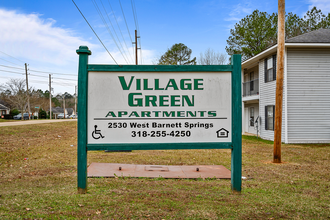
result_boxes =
[0,103,10,117]
[242,29,330,143]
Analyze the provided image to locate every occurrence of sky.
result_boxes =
[0,0,329,95]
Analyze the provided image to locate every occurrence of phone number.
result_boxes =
[132,130,191,137]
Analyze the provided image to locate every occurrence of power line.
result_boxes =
[29,74,49,79]
[0,70,77,84]
[0,50,25,64]
[133,0,142,64]
[107,0,134,63]
[93,0,129,64]
[29,73,77,81]
[101,0,131,63]
[0,68,78,85]
[72,0,118,65]
[29,78,76,86]
[29,69,77,77]
[53,76,77,81]
[0,69,25,75]
[0,64,77,77]
[29,74,76,81]
[30,80,75,87]
[0,64,25,70]
[130,0,138,32]
[0,76,22,80]
[118,0,134,57]
[0,57,23,67]
[0,75,76,88]
[130,0,142,64]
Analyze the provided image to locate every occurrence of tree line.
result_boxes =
[0,78,76,119]
[157,6,329,64]
[226,6,330,60]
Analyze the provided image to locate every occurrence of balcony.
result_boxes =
[243,79,259,97]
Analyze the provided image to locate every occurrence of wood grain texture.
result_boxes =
[274,0,285,163]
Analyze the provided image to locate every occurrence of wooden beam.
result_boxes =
[274,0,285,163]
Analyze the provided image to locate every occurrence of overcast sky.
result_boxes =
[0,0,328,95]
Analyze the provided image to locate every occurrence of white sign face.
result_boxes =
[87,72,231,144]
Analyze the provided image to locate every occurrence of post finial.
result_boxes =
[76,46,92,55]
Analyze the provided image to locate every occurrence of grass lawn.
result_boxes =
[0,122,329,219]
[0,119,16,123]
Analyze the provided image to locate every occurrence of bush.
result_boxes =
[10,109,19,116]
[39,108,47,119]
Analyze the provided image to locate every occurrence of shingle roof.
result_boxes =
[52,107,74,115]
[52,107,63,114]
[286,29,330,43]
[0,104,9,110]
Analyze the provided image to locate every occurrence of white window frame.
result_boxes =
[265,105,275,131]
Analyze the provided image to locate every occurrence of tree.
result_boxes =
[303,6,330,30]
[0,79,28,120]
[52,97,61,107]
[63,92,73,99]
[226,10,277,61]
[158,43,196,65]
[226,7,330,60]
[198,48,227,65]
[285,12,305,39]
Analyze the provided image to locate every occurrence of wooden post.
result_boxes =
[63,95,66,119]
[76,46,91,194]
[274,0,285,163]
[49,74,52,119]
[25,63,31,120]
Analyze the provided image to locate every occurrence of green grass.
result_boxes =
[0,122,329,219]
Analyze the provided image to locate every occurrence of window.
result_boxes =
[250,107,254,126]
[264,55,276,83]
[265,105,275,130]
[250,72,254,91]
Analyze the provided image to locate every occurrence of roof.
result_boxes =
[242,29,330,67]
[0,103,9,110]
[52,107,63,114]
[286,29,330,43]
[52,107,74,115]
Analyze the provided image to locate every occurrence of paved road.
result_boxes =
[0,119,77,127]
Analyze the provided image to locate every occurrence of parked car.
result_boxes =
[13,113,29,120]
[69,114,76,119]
[57,113,69,119]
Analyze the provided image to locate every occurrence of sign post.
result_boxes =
[76,46,242,194]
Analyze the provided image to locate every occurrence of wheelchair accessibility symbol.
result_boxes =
[92,125,105,139]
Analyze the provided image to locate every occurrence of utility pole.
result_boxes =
[49,74,52,119]
[25,63,31,120]
[63,94,66,119]
[274,0,285,163]
[75,85,77,115]
[133,30,140,65]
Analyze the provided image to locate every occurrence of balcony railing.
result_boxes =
[243,79,259,97]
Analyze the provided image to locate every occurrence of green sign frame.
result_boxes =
[76,46,242,194]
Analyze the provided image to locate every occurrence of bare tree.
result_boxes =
[198,48,227,65]
[30,89,52,113]
[0,79,28,120]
